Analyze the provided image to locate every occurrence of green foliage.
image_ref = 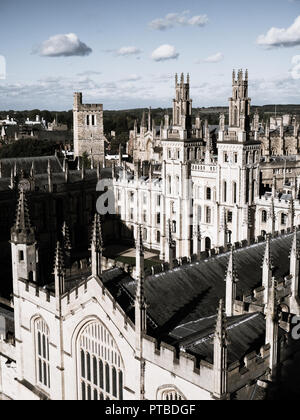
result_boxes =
[0,138,58,158]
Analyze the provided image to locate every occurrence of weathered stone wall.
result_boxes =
[73,93,106,163]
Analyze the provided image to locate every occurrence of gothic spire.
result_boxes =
[213,299,228,399]
[225,247,238,317]
[136,224,144,256]
[15,189,31,231]
[215,299,227,344]
[291,228,299,260]
[263,234,273,270]
[54,241,65,296]
[92,213,103,252]
[11,189,36,245]
[62,222,72,253]
[263,234,273,308]
[91,213,103,278]
[265,277,279,377]
[54,241,65,276]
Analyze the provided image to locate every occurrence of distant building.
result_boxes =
[115,71,300,261]
[47,118,68,132]
[0,116,17,126]
[73,93,107,164]
[25,115,46,128]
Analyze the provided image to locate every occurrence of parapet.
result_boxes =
[142,334,214,392]
[73,92,103,111]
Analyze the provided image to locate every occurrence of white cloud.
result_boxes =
[257,16,300,48]
[188,15,209,27]
[77,71,102,76]
[151,45,179,62]
[35,33,92,57]
[149,11,208,31]
[203,52,224,63]
[116,46,142,56]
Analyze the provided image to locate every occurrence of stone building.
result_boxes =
[73,93,107,164]
[128,108,163,163]
[1,190,300,400]
[113,71,300,262]
[114,71,260,259]
[0,154,117,302]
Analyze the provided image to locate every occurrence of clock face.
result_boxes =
[18,179,31,191]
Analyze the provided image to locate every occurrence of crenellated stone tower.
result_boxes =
[73,92,106,164]
[173,73,192,131]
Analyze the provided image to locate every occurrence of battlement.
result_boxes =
[256,195,300,207]
[60,275,135,331]
[142,334,214,392]
[73,92,103,111]
[18,278,56,311]
[228,344,270,393]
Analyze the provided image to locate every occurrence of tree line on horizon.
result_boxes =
[0,105,300,157]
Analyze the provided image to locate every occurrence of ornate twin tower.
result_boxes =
[173,73,192,130]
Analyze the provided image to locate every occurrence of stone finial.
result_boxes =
[262,234,273,308]
[54,241,65,296]
[91,213,103,252]
[265,277,279,377]
[215,299,227,343]
[90,213,103,278]
[225,247,238,317]
[11,190,35,246]
[213,299,228,399]
[10,191,31,240]
[263,234,273,270]
[136,225,144,257]
[62,222,72,252]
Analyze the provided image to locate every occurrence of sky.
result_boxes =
[1,0,300,110]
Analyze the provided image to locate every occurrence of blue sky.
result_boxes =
[1,0,300,110]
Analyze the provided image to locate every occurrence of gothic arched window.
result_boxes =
[223,181,227,203]
[233,182,237,204]
[262,210,267,223]
[35,318,50,390]
[281,213,288,226]
[78,321,124,401]
[157,386,186,400]
[206,187,211,200]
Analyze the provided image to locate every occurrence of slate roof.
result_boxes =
[170,313,268,365]
[99,232,296,354]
